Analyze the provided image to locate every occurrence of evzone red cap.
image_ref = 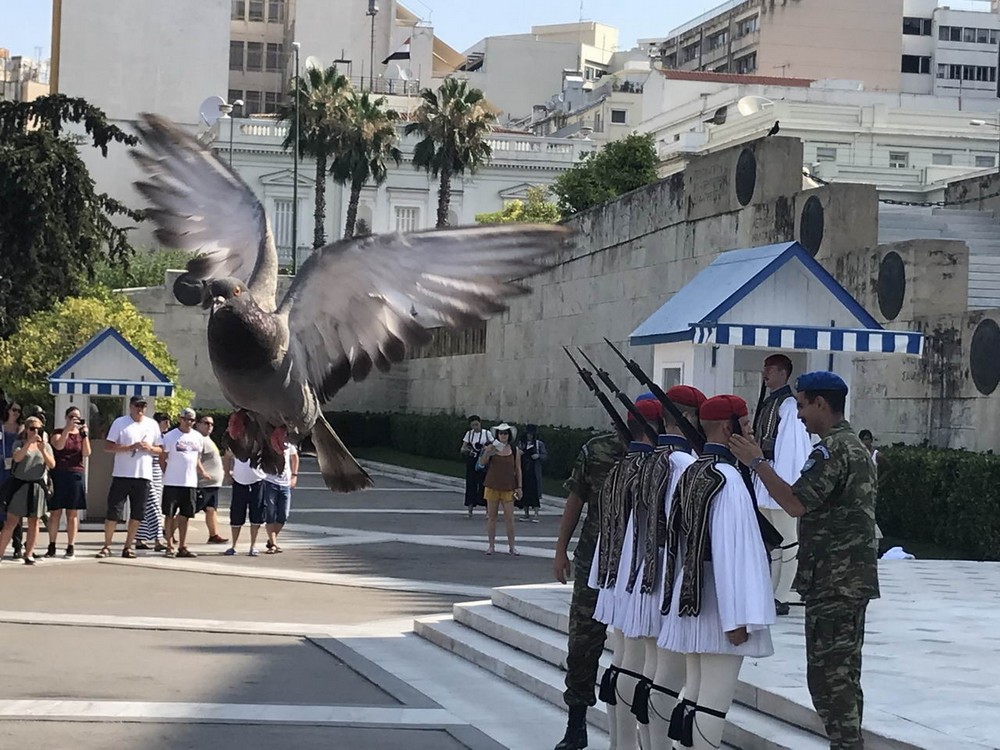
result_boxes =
[666,385,707,409]
[699,394,749,421]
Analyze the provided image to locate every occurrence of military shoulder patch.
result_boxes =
[801,458,816,473]
[814,445,831,460]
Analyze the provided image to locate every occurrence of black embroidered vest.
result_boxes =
[752,384,793,460]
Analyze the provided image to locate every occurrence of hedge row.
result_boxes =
[878,445,1000,561]
[327,410,601,484]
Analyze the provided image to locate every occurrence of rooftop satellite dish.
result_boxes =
[198,95,226,127]
[737,95,775,117]
[305,55,324,72]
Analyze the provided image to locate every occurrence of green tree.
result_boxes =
[406,78,496,228]
[331,91,402,239]
[551,132,659,218]
[277,65,351,249]
[475,186,561,225]
[0,94,143,337]
[89,248,194,290]
[0,286,194,418]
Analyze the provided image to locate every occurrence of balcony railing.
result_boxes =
[348,76,421,96]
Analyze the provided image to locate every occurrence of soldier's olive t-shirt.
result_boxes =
[792,419,880,603]
[563,433,622,568]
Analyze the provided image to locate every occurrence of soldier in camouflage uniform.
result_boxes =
[731,371,878,750]
[552,432,622,750]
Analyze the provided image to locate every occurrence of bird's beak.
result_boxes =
[211,296,225,313]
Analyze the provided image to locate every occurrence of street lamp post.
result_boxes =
[218,99,243,166]
[970,117,1000,174]
[292,41,301,275]
[367,1,379,93]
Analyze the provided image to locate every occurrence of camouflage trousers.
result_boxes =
[563,558,608,708]
[805,597,869,750]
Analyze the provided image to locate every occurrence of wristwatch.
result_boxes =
[750,457,767,471]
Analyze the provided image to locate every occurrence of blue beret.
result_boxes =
[636,392,657,402]
[796,370,848,393]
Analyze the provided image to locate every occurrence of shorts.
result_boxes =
[230,481,265,526]
[107,477,150,523]
[483,487,516,503]
[196,487,220,512]
[262,481,291,525]
[162,485,196,518]
[49,470,87,511]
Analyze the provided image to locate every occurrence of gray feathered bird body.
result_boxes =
[131,113,572,492]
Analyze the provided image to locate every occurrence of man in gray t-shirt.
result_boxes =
[195,415,228,545]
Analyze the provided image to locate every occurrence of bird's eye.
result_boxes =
[233,287,241,296]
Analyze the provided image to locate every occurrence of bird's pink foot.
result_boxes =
[228,410,250,441]
[270,425,288,454]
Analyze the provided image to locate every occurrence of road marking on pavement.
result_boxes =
[290,507,558,514]
[0,699,460,726]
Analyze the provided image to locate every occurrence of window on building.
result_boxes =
[681,43,700,62]
[992,29,1000,45]
[735,52,757,74]
[243,90,263,116]
[932,153,954,166]
[902,17,932,36]
[268,0,285,22]
[395,206,420,233]
[661,366,683,390]
[231,0,246,20]
[229,41,244,71]
[264,91,280,113]
[266,42,284,71]
[736,15,758,37]
[227,90,244,115]
[246,42,263,71]
[663,53,677,68]
[948,26,962,41]
[816,147,837,162]
[901,55,931,74]
[708,30,729,50]
[976,155,996,168]
[593,113,603,132]
[610,109,627,125]
[714,63,729,73]
[978,28,991,44]
[248,0,264,21]
[889,152,909,169]
[273,198,294,250]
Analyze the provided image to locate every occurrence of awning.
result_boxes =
[692,323,924,355]
[49,380,175,397]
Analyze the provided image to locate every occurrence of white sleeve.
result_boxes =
[462,430,472,443]
[773,398,812,483]
[106,418,124,445]
[711,470,776,633]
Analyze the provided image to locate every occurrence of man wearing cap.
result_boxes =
[752,354,813,615]
[553,427,623,750]
[161,407,210,558]
[100,396,164,559]
[588,395,662,750]
[660,395,775,750]
[731,371,877,750]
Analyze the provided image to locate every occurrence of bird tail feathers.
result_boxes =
[312,414,373,493]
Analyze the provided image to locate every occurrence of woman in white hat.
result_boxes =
[477,423,522,556]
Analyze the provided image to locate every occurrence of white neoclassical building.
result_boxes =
[213,113,590,267]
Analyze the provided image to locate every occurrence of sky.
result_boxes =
[0,0,724,60]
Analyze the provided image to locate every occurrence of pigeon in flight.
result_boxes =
[131,114,571,492]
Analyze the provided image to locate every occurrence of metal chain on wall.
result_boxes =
[803,169,1000,208]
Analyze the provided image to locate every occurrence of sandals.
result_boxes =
[508,547,521,557]
[96,546,111,559]
[485,547,495,556]
[121,547,137,559]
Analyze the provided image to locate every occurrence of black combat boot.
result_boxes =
[554,705,588,750]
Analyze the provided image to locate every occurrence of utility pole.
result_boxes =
[368,0,379,92]
[292,41,301,274]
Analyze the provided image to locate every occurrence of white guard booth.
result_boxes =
[47,327,174,522]
[629,242,924,414]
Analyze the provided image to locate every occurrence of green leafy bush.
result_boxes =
[879,445,1000,560]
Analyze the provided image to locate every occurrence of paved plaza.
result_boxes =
[0,459,997,749]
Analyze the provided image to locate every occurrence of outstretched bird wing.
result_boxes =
[278,225,572,402]
[131,113,279,309]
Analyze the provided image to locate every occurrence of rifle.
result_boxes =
[564,346,632,447]
[603,337,707,452]
[752,376,767,438]
[575,348,659,444]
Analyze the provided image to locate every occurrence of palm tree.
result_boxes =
[405,78,496,228]
[331,92,403,239]
[277,65,350,249]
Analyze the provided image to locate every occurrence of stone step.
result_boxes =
[415,614,827,750]
[932,208,997,218]
[878,229,948,241]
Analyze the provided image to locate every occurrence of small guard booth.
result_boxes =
[47,327,174,522]
[629,242,924,413]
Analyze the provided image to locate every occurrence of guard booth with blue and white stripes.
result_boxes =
[629,242,924,413]
[47,327,174,522]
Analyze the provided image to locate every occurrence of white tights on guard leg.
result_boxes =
[762,508,798,604]
[614,635,645,750]
[649,646,686,749]
[682,653,743,749]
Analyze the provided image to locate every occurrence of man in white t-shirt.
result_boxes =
[224,451,268,556]
[263,443,298,554]
[160,407,208,558]
[100,396,164,559]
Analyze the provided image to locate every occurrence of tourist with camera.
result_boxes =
[46,406,92,559]
[0,416,55,564]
